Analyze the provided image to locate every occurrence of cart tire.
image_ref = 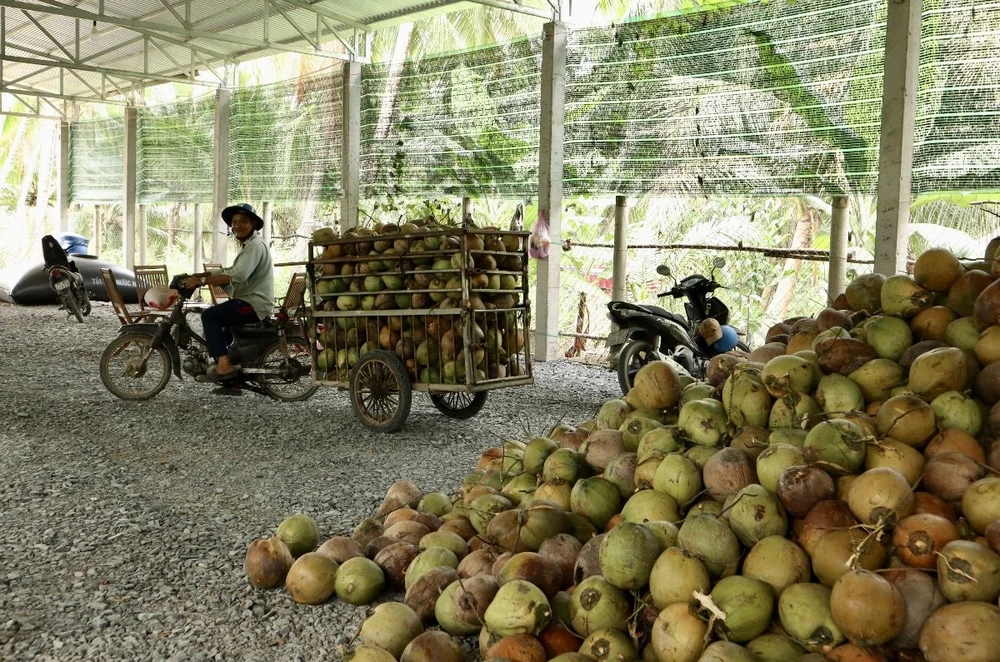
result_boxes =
[350,350,412,433]
[429,391,487,420]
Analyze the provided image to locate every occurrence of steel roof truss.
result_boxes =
[462,0,551,19]
[0,53,219,89]
[1,82,126,105]
[2,0,356,61]
[156,0,187,28]
[20,8,77,63]
[269,0,318,50]
[277,0,368,32]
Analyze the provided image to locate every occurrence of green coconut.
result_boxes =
[722,376,773,428]
[761,355,815,398]
[360,602,424,658]
[620,414,666,453]
[435,576,499,636]
[348,646,397,662]
[699,575,775,643]
[652,453,703,507]
[596,399,631,431]
[678,398,729,447]
[866,315,914,361]
[767,393,821,430]
[276,513,320,557]
[742,535,811,597]
[723,484,788,547]
[845,273,886,313]
[803,419,867,475]
[777,583,844,654]
[848,358,906,403]
[698,641,756,662]
[542,448,587,484]
[417,492,453,517]
[944,316,982,352]
[335,557,386,605]
[570,477,622,530]
[569,575,631,636]
[404,547,459,591]
[468,493,513,534]
[745,634,807,662]
[907,346,969,400]
[930,390,983,436]
[755,443,807,493]
[814,373,865,414]
[501,472,539,506]
[627,360,682,410]
[522,437,560,475]
[603,452,638,500]
[598,521,663,590]
[649,602,709,662]
[882,275,933,317]
[482,580,552,636]
[620,489,680,524]
[649,546,711,609]
[636,425,686,459]
[677,515,741,578]
[579,628,639,662]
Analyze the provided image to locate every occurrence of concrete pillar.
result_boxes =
[612,196,628,303]
[462,197,473,223]
[93,205,102,257]
[262,201,273,245]
[193,203,203,272]
[138,204,147,264]
[341,61,361,231]
[828,195,849,304]
[123,105,137,270]
[533,21,567,362]
[58,119,70,233]
[875,0,922,276]
[212,88,231,265]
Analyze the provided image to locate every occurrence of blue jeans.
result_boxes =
[201,299,259,360]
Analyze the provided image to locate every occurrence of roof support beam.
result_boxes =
[0,53,221,88]
[462,0,553,20]
[1,83,129,105]
[3,0,358,61]
[0,109,62,120]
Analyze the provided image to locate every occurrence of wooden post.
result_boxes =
[462,197,473,223]
[92,204,102,257]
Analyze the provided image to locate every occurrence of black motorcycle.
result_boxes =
[41,234,91,323]
[99,274,317,402]
[606,257,748,393]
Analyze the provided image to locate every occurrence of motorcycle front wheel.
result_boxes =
[257,337,318,402]
[616,340,659,395]
[100,333,171,400]
[62,290,84,323]
[79,289,92,316]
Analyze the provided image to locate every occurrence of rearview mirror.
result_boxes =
[712,257,726,269]
[655,264,672,277]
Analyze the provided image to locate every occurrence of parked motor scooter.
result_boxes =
[40,234,91,323]
[606,257,748,394]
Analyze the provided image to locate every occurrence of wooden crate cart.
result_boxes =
[307,224,533,432]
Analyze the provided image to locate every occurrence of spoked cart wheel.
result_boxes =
[350,350,412,433]
[429,391,488,420]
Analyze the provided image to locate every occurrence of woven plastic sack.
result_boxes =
[144,286,179,311]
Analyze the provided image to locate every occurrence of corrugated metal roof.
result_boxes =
[0,0,555,111]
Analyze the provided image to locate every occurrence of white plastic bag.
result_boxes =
[144,286,179,311]
[528,210,551,259]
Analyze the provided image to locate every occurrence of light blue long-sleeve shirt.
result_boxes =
[219,232,274,320]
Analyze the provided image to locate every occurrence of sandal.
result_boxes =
[195,365,242,383]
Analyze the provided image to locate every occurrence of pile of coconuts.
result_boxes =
[309,221,528,385]
[243,239,1000,662]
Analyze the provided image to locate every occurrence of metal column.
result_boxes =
[58,119,70,233]
[462,197,473,222]
[828,196,849,304]
[875,0,922,275]
[533,21,567,362]
[123,105,137,269]
[612,196,628,303]
[212,88,231,265]
[341,61,361,231]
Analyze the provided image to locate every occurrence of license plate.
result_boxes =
[606,329,630,345]
[54,280,70,291]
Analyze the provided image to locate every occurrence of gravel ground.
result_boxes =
[0,301,620,661]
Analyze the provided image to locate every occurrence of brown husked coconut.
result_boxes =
[748,342,787,364]
[245,536,295,589]
[815,337,877,375]
[975,325,1000,365]
[705,353,747,388]
[317,536,364,564]
[816,307,854,332]
[973,278,1000,330]
[898,340,946,371]
[404,566,459,624]
[975,361,1000,405]
[765,322,793,342]
[832,292,851,310]
[373,541,420,590]
[913,248,965,293]
[377,480,424,520]
[947,269,994,317]
[909,306,957,343]
[384,520,431,546]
